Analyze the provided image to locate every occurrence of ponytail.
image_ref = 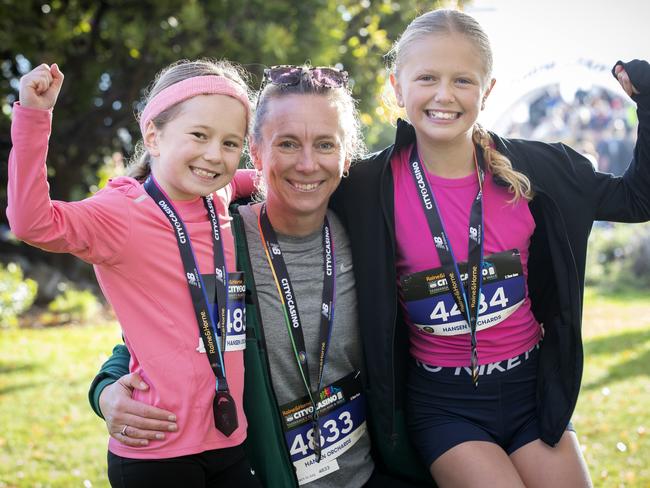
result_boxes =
[472,124,533,202]
[125,141,152,183]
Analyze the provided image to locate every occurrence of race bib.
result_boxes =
[197,271,246,352]
[401,250,526,336]
[280,371,367,485]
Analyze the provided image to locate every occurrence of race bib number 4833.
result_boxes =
[401,250,526,336]
[280,371,367,485]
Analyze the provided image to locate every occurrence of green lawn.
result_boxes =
[576,289,650,487]
[0,323,122,488]
[0,289,649,487]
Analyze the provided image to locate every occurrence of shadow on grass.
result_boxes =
[583,328,650,356]
[582,328,650,391]
[0,380,46,396]
[0,360,38,375]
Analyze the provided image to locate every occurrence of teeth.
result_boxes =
[192,167,217,178]
[291,182,320,191]
[427,110,458,120]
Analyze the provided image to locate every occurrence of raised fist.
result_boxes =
[19,63,64,110]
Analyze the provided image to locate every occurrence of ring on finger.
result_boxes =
[120,425,129,437]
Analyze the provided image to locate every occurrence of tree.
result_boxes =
[0,0,446,283]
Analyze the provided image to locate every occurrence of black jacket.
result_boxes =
[330,61,650,458]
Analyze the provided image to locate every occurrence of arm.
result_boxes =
[592,59,650,221]
[88,344,178,447]
[231,168,257,200]
[7,64,128,263]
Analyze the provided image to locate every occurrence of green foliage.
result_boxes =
[586,222,650,291]
[46,287,101,324]
[0,0,446,220]
[0,262,38,328]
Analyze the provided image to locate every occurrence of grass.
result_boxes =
[576,288,650,487]
[0,288,649,487]
[0,323,123,488]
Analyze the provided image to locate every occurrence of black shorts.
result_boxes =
[107,445,261,488]
[406,344,573,467]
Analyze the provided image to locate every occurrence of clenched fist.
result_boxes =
[19,63,64,110]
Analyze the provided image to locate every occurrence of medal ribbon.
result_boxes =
[144,177,238,435]
[257,204,336,461]
[407,145,485,386]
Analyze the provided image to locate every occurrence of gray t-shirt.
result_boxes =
[239,204,373,487]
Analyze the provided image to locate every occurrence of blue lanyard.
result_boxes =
[143,177,238,436]
[407,146,485,386]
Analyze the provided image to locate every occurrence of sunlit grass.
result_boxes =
[0,288,648,487]
[0,323,122,488]
[576,289,650,487]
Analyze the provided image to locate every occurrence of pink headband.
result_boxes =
[139,75,251,136]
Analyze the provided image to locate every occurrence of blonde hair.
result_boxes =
[387,9,533,201]
[126,59,252,182]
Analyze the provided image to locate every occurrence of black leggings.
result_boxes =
[107,445,261,488]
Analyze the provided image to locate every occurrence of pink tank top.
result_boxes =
[392,145,541,366]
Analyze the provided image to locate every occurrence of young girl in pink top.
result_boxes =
[7,60,261,487]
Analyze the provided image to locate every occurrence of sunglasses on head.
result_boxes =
[261,65,349,89]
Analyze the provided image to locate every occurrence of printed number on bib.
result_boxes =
[199,271,246,351]
[289,411,354,457]
[401,250,525,336]
[430,286,509,322]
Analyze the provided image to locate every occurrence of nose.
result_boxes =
[203,141,223,164]
[295,147,318,172]
[435,82,455,104]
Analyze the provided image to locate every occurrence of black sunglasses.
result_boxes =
[261,65,349,89]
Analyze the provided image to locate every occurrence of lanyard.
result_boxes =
[408,145,485,387]
[257,204,336,461]
[143,177,238,436]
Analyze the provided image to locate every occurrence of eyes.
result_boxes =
[277,139,338,152]
[189,131,242,150]
[416,74,476,86]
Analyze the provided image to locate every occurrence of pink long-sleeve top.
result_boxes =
[7,103,255,459]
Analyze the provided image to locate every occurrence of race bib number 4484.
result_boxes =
[401,250,526,336]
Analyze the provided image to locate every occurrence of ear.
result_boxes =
[143,120,160,157]
[343,157,351,174]
[389,72,404,108]
[482,78,496,109]
[249,139,263,171]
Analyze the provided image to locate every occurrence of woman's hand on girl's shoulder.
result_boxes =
[19,63,64,110]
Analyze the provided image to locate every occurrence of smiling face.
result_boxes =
[251,93,350,225]
[146,93,247,200]
[391,32,495,152]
